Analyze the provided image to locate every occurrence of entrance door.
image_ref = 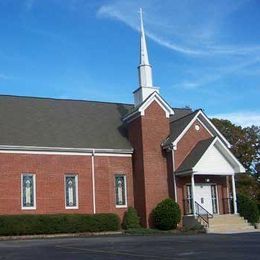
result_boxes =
[194,184,213,214]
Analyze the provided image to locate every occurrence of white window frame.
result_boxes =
[21,173,36,210]
[64,175,79,209]
[115,174,128,208]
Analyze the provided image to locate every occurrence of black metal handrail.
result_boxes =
[195,201,213,227]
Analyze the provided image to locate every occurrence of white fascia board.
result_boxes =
[124,92,174,122]
[172,110,231,149]
[172,110,201,147]
[197,117,214,137]
[198,110,231,148]
[0,145,133,156]
[193,137,245,173]
[138,92,174,118]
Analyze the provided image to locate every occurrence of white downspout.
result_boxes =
[171,149,178,203]
[91,149,96,214]
[191,173,196,216]
[231,174,237,214]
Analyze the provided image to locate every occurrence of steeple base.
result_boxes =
[133,86,159,106]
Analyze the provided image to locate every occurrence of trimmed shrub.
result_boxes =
[152,198,181,230]
[237,194,259,224]
[122,207,141,229]
[0,213,120,236]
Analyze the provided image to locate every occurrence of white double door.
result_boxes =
[194,184,217,215]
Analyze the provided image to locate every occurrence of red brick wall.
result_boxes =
[175,119,212,169]
[95,156,134,218]
[128,101,172,226]
[128,116,147,224]
[0,153,133,219]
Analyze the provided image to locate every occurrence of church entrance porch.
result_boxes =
[176,174,236,217]
[177,173,239,230]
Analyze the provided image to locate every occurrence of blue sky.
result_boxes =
[0,0,259,126]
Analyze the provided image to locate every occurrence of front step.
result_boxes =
[206,214,257,234]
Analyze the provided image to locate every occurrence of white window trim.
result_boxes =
[64,175,79,209]
[21,173,36,210]
[115,174,128,208]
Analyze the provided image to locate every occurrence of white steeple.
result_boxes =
[134,8,159,106]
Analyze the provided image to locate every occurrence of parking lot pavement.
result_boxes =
[0,232,259,259]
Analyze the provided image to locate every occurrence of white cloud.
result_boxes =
[210,112,260,127]
[175,57,260,89]
[97,0,260,57]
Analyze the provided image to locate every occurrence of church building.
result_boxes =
[0,11,251,231]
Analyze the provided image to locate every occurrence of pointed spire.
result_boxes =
[140,8,150,65]
[138,8,153,88]
[134,8,159,106]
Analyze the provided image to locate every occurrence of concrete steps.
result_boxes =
[206,214,257,234]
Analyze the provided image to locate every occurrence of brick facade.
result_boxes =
[0,100,233,226]
[175,119,212,169]
[128,101,173,226]
[0,153,133,219]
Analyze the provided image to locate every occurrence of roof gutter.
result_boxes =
[0,145,133,154]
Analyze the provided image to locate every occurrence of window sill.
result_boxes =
[65,206,79,210]
[116,205,127,209]
[22,207,36,210]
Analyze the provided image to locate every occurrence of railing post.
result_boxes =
[231,174,238,214]
[191,173,195,216]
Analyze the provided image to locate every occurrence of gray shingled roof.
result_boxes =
[162,110,199,147]
[176,137,216,172]
[170,107,193,121]
[0,95,134,150]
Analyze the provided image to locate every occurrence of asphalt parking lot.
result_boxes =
[0,232,259,259]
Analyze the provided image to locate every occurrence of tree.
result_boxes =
[211,119,259,173]
[211,118,260,205]
[236,173,260,203]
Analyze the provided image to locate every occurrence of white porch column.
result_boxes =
[191,173,195,215]
[171,150,178,203]
[231,174,238,214]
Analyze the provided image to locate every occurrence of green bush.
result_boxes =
[0,213,120,236]
[122,207,141,229]
[237,194,259,224]
[152,198,181,230]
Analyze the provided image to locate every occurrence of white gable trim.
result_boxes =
[193,137,245,174]
[139,92,174,118]
[173,110,201,149]
[198,110,231,148]
[172,110,231,149]
[197,117,214,138]
[124,92,174,122]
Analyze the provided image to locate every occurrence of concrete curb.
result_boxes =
[0,231,123,241]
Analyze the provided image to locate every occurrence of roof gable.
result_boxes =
[163,109,231,149]
[176,137,245,175]
[123,92,174,122]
